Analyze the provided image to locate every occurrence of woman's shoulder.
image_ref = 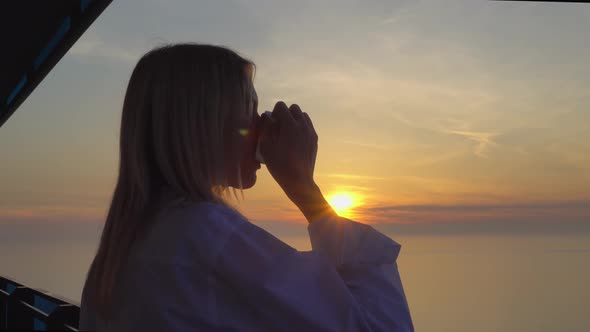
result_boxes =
[131,198,249,267]
[164,199,248,231]
[156,186,246,226]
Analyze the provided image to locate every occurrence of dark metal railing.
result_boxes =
[0,276,80,331]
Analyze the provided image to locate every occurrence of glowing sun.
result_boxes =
[327,192,359,217]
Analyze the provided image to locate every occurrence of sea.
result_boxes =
[1,224,589,332]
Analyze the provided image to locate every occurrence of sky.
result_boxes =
[1,0,589,237]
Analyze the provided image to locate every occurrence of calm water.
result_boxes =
[1,229,589,332]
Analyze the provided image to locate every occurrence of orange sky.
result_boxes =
[1,0,589,234]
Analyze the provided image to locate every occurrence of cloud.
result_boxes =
[0,206,105,224]
[329,184,373,192]
[354,200,590,234]
[315,173,392,181]
[364,200,590,213]
[341,140,394,151]
[444,130,500,158]
[69,37,141,63]
[378,2,414,26]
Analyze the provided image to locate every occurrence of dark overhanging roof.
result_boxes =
[0,0,112,128]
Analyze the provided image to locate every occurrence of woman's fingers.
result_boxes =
[288,104,304,122]
[258,111,274,139]
[264,101,316,141]
[302,112,318,142]
[260,100,319,198]
[272,101,296,128]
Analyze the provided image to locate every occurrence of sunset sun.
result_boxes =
[327,192,359,218]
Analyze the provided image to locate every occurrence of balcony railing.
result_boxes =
[0,276,80,331]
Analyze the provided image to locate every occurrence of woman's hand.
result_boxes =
[259,101,337,223]
[258,101,320,205]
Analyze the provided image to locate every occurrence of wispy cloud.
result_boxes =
[70,37,141,63]
[379,3,413,26]
[329,184,373,192]
[445,130,500,158]
[364,200,590,213]
[342,140,393,151]
[0,206,105,223]
[316,173,392,181]
[356,200,590,234]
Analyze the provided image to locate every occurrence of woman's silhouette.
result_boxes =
[79,43,414,332]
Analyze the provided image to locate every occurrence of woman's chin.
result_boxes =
[242,172,257,189]
[230,171,257,189]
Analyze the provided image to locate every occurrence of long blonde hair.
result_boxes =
[83,43,256,320]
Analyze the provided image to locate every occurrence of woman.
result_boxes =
[79,43,414,332]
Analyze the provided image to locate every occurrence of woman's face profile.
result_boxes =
[225,77,261,189]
